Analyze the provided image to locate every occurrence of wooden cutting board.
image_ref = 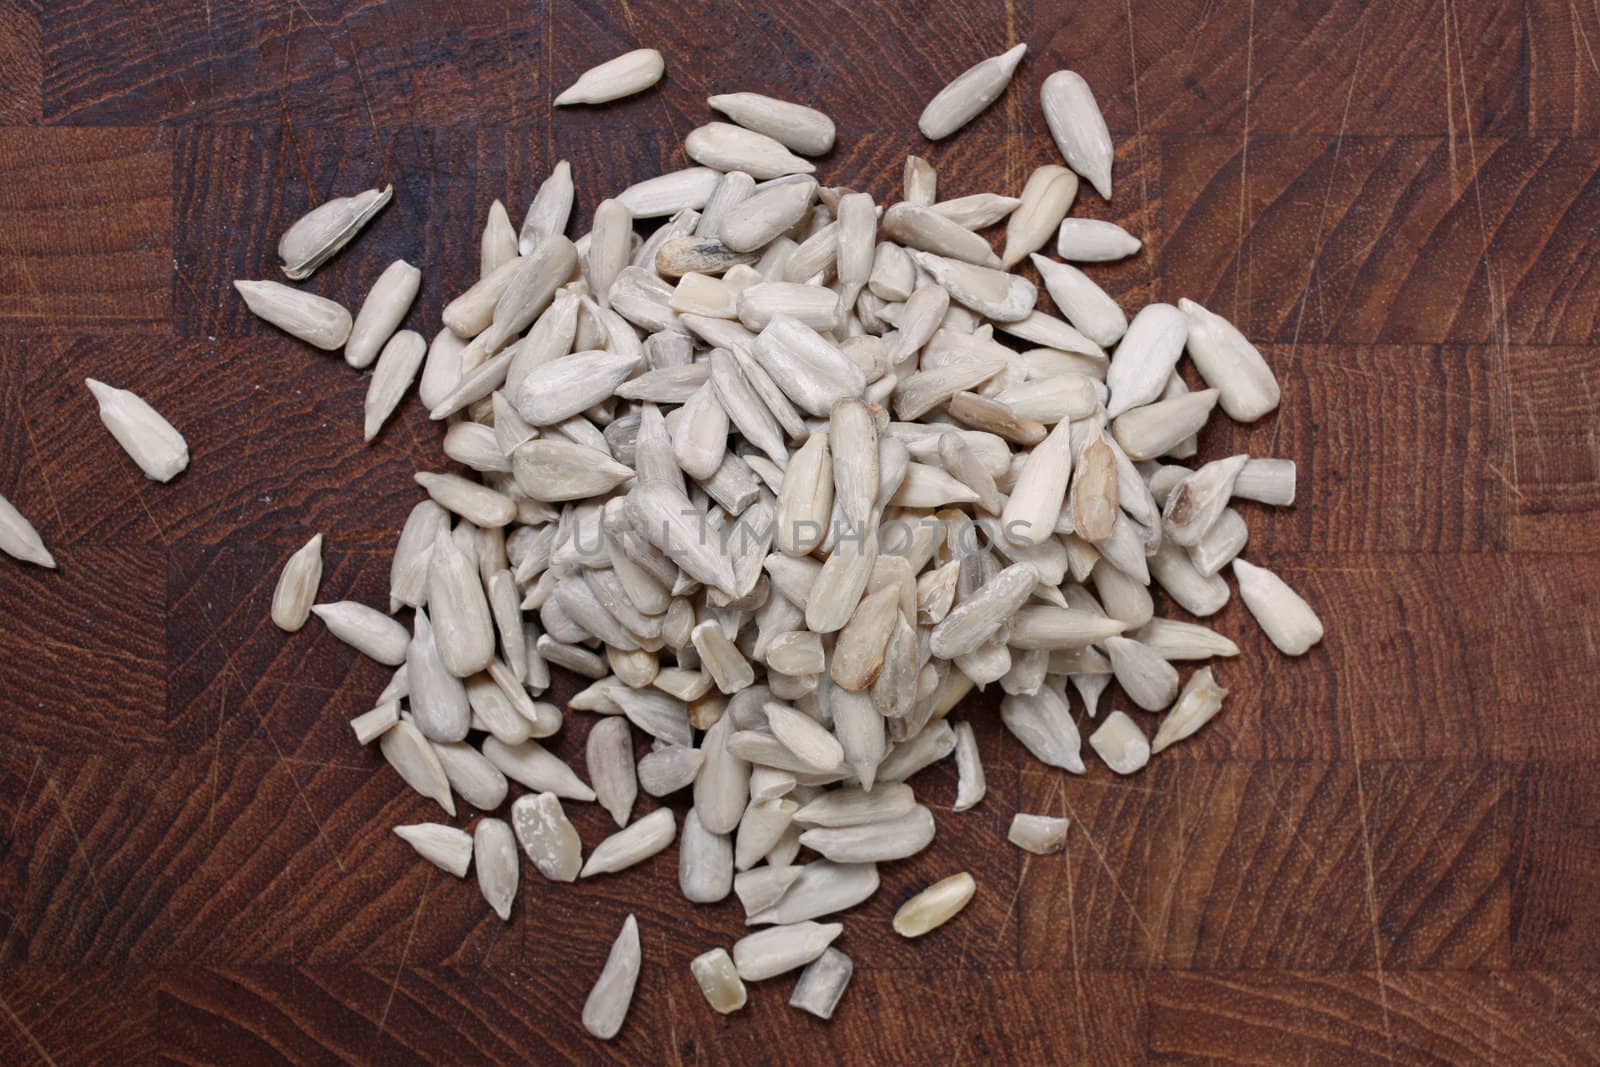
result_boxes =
[1,1,1596,1063]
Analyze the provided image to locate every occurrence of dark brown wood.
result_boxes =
[1,1,1597,1062]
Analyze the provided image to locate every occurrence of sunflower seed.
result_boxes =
[738,282,841,332]
[679,808,734,903]
[278,184,392,280]
[583,914,641,1040]
[404,609,470,741]
[733,921,843,981]
[998,419,1073,547]
[1233,457,1297,506]
[1101,306,1186,416]
[268,533,324,632]
[1029,254,1125,347]
[903,154,938,204]
[1089,710,1150,775]
[394,823,472,877]
[235,279,354,350]
[946,721,986,812]
[507,792,581,881]
[884,203,1001,268]
[1057,218,1141,262]
[311,601,408,665]
[1181,509,1244,579]
[877,718,958,782]
[1148,537,1229,617]
[1233,558,1323,655]
[1111,389,1220,461]
[1002,165,1078,268]
[798,803,934,863]
[788,946,853,1020]
[1148,667,1226,754]
[918,43,1027,139]
[709,93,836,156]
[355,328,425,441]
[908,251,1036,322]
[749,860,878,927]
[556,47,664,105]
[1000,687,1084,772]
[0,494,53,569]
[85,379,189,482]
[928,561,1035,658]
[380,720,455,815]
[1104,636,1180,711]
[894,872,975,937]
[518,160,574,252]
[350,701,398,745]
[477,200,516,279]
[1163,453,1248,546]
[482,735,595,801]
[578,806,676,879]
[1040,70,1113,198]
[804,525,876,634]
[892,358,1005,421]
[613,171,718,223]
[583,716,637,829]
[468,818,518,920]
[424,527,494,676]
[1008,813,1069,854]
[691,948,748,1014]
[514,349,640,426]
[511,438,635,501]
[1128,619,1237,661]
[345,259,422,369]
[687,122,816,180]
[694,713,751,834]
[721,178,818,252]
[931,193,1022,230]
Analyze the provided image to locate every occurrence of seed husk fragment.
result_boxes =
[278,184,392,280]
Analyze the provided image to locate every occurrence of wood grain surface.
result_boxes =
[2,0,1598,1063]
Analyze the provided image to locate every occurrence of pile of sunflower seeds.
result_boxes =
[228,43,1324,1039]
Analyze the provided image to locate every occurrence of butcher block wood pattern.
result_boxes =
[1,0,1597,1063]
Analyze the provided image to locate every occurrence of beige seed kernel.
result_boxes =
[893,872,976,937]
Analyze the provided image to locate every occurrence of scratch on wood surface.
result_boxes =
[377,867,432,1035]
[0,990,57,1067]
[1273,17,1367,458]
[1060,791,1160,952]
[43,773,113,920]
[1232,0,1255,323]
[1125,0,1154,261]
[1349,733,1396,1062]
